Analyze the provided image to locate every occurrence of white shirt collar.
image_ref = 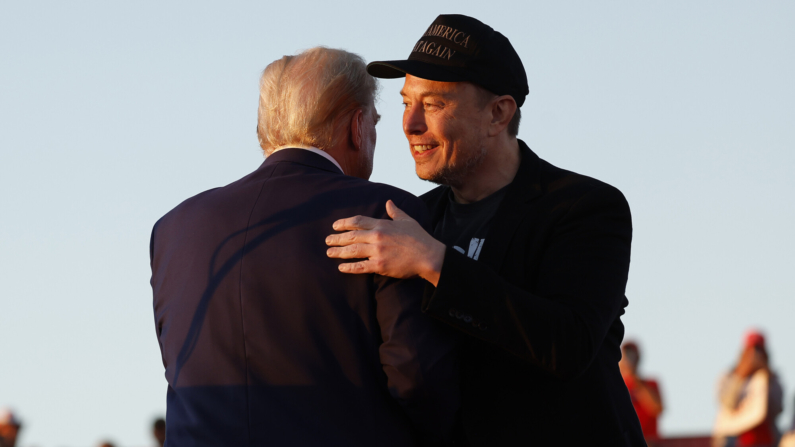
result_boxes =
[270,145,344,174]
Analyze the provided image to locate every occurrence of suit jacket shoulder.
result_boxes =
[150,149,459,447]
[537,156,630,214]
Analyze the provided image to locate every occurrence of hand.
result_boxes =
[325,200,446,286]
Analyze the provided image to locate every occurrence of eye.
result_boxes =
[424,101,443,111]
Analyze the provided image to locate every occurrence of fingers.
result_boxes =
[337,260,374,274]
[332,215,378,231]
[325,230,362,247]
[326,244,370,259]
[385,200,411,221]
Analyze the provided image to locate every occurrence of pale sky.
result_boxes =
[1,1,794,446]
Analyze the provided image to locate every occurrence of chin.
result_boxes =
[416,166,458,187]
[415,166,437,183]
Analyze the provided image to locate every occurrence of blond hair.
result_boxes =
[257,47,378,155]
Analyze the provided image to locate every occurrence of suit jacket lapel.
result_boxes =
[423,186,449,232]
[477,141,543,273]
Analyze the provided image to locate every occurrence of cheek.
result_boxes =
[438,119,465,151]
[448,123,481,159]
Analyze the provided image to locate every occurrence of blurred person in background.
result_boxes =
[713,330,783,447]
[98,442,116,447]
[0,408,21,447]
[152,417,165,447]
[620,341,664,445]
[778,395,795,447]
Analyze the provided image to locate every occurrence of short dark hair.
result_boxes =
[507,107,521,137]
[475,85,521,137]
[153,418,165,431]
[621,341,641,366]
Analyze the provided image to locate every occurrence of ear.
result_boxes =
[349,108,365,152]
[487,95,517,137]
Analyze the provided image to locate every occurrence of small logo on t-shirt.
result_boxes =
[453,237,485,261]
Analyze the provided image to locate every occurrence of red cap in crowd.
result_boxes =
[744,329,765,349]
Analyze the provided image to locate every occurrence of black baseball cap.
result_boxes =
[367,14,529,107]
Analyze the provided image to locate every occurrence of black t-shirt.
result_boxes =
[433,186,509,261]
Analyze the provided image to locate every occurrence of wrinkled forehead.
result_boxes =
[400,75,479,100]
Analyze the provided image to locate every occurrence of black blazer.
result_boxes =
[150,149,459,447]
[421,141,645,446]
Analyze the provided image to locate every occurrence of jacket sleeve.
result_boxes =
[149,220,169,369]
[376,195,460,446]
[422,184,632,380]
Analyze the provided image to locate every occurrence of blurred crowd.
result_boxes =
[621,329,795,447]
[1,329,793,447]
[0,414,164,447]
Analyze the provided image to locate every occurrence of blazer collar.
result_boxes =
[476,139,543,272]
[260,148,345,175]
[504,139,543,204]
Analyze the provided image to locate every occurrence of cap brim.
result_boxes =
[367,60,469,83]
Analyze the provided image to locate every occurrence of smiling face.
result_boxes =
[401,75,491,188]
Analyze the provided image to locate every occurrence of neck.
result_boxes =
[451,137,520,204]
[323,136,354,176]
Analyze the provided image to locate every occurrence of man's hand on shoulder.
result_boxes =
[326,200,445,286]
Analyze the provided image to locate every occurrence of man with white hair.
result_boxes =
[150,47,459,446]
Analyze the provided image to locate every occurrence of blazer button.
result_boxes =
[448,308,456,317]
[455,310,463,319]
[463,315,472,323]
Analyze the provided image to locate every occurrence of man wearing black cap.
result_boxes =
[326,14,645,446]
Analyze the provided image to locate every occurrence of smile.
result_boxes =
[413,145,437,153]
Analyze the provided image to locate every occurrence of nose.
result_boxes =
[403,104,427,136]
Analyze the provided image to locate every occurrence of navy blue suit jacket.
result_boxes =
[150,149,459,447]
